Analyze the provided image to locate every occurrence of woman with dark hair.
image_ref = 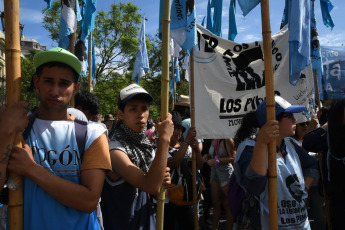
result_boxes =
[233,96,318,230]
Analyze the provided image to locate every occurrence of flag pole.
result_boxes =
[88,33,93,93]
[313,69,321,109]
[156,0,171,229]
[260,0,278,229]
[190,50,199,229]
[172,56,175,110]
[4,0,24,229]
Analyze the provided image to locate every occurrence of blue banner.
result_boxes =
[321,46,345,99]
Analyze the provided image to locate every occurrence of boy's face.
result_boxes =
[34,66,79,114]
[117,99,149,133]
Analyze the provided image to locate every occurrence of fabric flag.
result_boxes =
[170,0,198,55]
[169,76,175,99]
[321,46,345,100]
[280,0,289,29]
[228,0,237,41]
[159,0,163,40]
[201,16,206,27]
[211,0,223,37]
[310,0,323,74]
[75,38,88,76]
[132,17,150,82]
[320,0,334,30]
[174,57,180,83]
[80,0,97,41]
[170,38,182,61]
[182,56,190,82]
[237,0,260,16]
[58,0,81,49]
[44,0,52,10]
[288,0,311,85]
[206,0,213,32]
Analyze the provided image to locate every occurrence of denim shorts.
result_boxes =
[210,163,233,187]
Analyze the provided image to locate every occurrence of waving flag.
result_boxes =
[210,0,223,37]
[228,0,237,41]
[320,0,334,30]
[58,0,81,49]
[170,0,198,55]
[132,17,150,82]
[201,16,206,27]
[280,0,289,29]
[75,38,88,76]
[288,0,311,85]
[80,0,97,41]
[237,0,260,16]
[44,0,52,10]
[206,0,213,32]
[91,39,97,90]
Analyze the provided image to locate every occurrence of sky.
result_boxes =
[1,0,344,50]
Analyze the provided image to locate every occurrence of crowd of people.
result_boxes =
[0,47,343,230]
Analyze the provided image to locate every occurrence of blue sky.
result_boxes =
[1,0,344,49]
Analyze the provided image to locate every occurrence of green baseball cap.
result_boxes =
[33,47,82,75]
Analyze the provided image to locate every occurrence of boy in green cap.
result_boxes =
[1,47,111,230]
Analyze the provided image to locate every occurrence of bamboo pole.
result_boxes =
[4,0,24,229]
[88,33,93,93]
[260,0,278,229]
[190,51,198,229]
[156,0,171,229]
[313,69,321,109]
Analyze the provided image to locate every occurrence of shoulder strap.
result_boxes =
[74,119,88,162]
[22,111,37,140]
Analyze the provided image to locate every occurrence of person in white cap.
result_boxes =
[233,96,318,230]
[1,47,112,230]
[101,84,173,229]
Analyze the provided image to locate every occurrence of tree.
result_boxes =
[42,0,142,78]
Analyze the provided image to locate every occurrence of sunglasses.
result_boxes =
[298,122,309,127]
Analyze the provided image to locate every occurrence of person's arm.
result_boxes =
[250,120,279,176]
[190,138,204,169]
[8,139,107,213]
[167,127,197,169]
[0,102,28,190]
[110,114,174,195]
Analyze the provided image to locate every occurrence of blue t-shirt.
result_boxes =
[24,119,106,230]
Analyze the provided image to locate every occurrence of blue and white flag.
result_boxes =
[321,46,345,100]
[288,0,311,85]
[75,38,88,76]
[170,0,198,55]
[320,0,334,30]
[132,17,150,82]
[228,0,237,41]
[311,0,323,75]
[174,57,180,83]
[237,0,260,16]
[80,0,97,41]
[58,0,82,49]
[44,0,52,10]
[206,0,213,32]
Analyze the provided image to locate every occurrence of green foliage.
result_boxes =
[42,0,61,43]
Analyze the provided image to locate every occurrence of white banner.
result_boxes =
[193,24,315,139]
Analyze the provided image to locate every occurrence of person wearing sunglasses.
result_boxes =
[233,96,318,230]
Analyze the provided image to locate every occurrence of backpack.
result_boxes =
[0,112,88,205]
[228,172,245,217]
[167,158,204,206]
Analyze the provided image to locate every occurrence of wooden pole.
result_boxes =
[172,56,175,110]
[88,33,93,93]
[190,51,199,229]
[260,0,278,229]
[156,0,171,229]
[313,69,321,109]
[4,0,24,229]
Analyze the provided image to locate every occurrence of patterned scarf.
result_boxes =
[109,120,153,173]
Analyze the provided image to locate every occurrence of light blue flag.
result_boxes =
[201,16,206,27]
[311,0,323,75]
[288,0,311,85]
[206,0,214,32]
[169,76,174,99]
[170,0,198,55]
[92,39,96,80]
[159,0,163,40]
[320,0,334,30]
[132,17,150,81]
[58,0,82,49]
[212,0,223,37]
[237,0,260,16]
[280,0,289,29]
[228,0,237,41]
[173,57,180,82]
[75,38,88,76]
[44,0,52,10]
[80,0,97,41]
